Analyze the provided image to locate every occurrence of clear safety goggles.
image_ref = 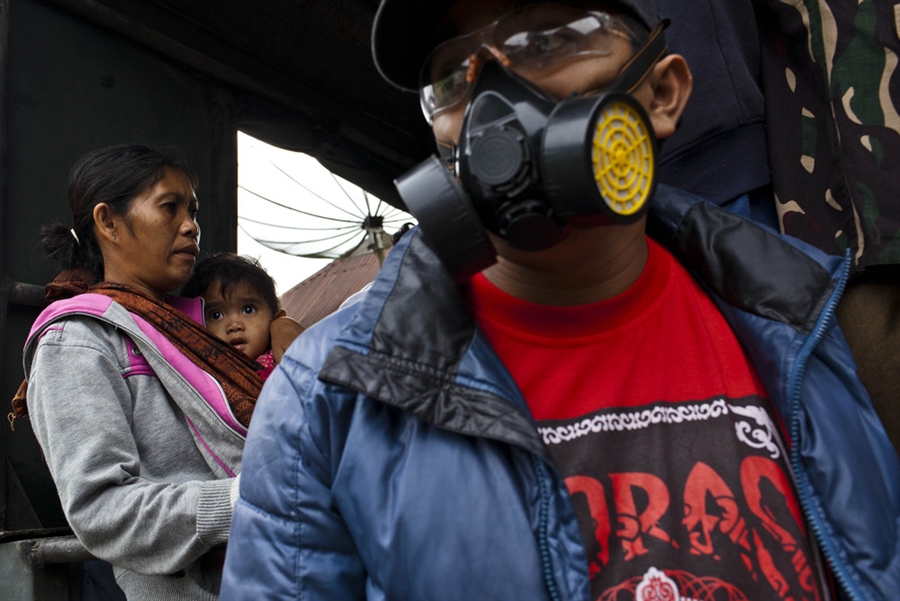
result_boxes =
[419,3,642,124]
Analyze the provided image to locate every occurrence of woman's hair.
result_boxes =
[181,252,280,316]
[40,144,197,281]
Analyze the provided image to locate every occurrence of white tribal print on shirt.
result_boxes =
[538,395,828,601]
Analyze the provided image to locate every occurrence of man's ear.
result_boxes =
[640,54,692,140]
[92,203,118,244]
[274,309,287,319]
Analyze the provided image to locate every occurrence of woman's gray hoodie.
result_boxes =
[23,293,246,600]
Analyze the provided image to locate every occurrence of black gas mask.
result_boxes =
[395,22,667,282]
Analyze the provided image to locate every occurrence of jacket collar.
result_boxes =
[320,225,549,456]
[648,185,844,334]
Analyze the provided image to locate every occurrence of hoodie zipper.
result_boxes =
[787,252,867,601]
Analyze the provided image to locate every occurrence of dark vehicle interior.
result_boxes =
[0,1,429,596]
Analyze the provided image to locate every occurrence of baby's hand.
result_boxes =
[269,313,305,363]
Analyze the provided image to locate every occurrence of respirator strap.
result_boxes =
[436,139,458,170]
[607,19,670,94]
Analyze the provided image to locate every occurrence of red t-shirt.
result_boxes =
[467,238,829,601]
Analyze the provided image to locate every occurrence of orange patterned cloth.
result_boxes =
[11,269,262,428]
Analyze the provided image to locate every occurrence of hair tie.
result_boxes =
[70,228,80,246]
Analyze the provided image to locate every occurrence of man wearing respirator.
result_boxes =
[222,2,900,600]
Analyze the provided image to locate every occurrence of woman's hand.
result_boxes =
[269,312,305,363]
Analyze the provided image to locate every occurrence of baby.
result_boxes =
[182,253,286,380]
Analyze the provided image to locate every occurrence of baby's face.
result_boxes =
[202,278,274,361]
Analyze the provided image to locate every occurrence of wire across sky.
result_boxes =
[238,134,415,260]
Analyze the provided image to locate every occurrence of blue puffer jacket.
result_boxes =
[221,186,900,601]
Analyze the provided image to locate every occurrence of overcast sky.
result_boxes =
[236,131,414,295]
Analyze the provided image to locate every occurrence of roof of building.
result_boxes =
[280,252,382,328]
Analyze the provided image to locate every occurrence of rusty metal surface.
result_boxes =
[281,253,381,328]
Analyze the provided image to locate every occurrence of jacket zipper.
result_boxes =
[532,454,563,601]
[787,253,866,601]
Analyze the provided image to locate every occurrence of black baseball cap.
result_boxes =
[371,0,662,92]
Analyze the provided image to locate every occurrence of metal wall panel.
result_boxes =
[1,0,237,547]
